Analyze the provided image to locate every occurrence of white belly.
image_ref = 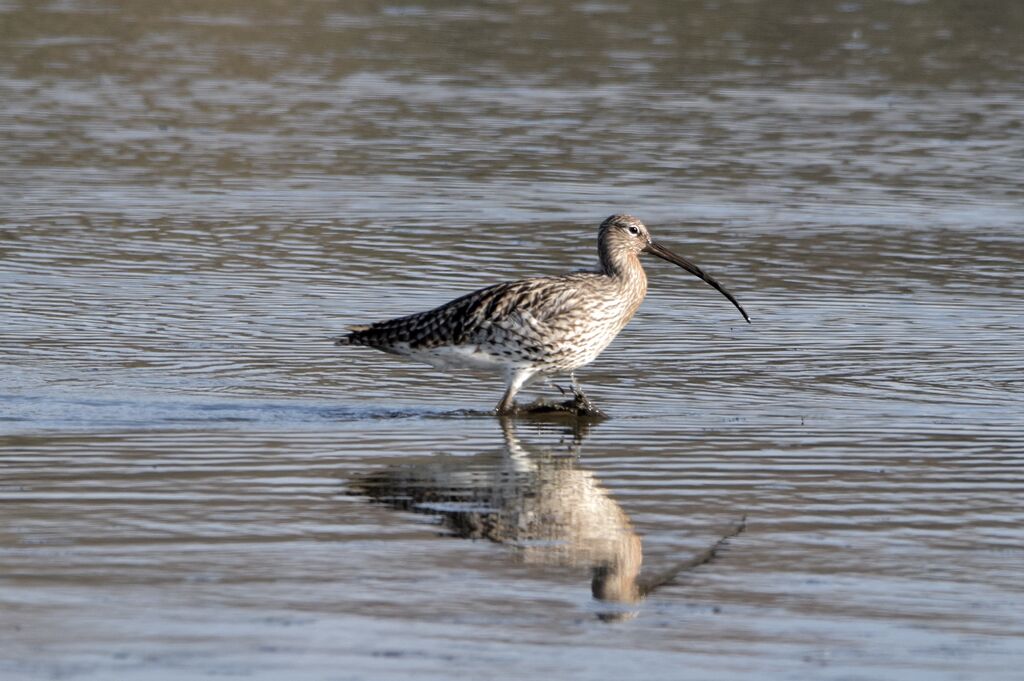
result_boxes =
[398,344,523,373]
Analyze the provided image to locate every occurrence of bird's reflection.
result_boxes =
[353,419,746,620]
[357,419,748,624]
[352,417,645,618]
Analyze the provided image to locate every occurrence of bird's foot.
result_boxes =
[507,393,606,419]
[566,386,607,418]
[495,378,607,419]
[531,379,607,418]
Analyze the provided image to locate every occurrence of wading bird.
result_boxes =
[336,215,749,415]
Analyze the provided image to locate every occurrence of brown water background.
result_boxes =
[2,1,1023,679]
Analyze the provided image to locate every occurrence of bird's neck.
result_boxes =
[601,250,648,309]
[601,245,633,276]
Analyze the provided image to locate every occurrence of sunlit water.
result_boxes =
[2,1,1023,679]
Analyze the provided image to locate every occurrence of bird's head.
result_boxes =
[599,214,651,255]
[598,214,750,323]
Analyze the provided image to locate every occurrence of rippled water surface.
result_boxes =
[2,1,1023,679]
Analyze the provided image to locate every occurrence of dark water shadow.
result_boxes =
[1,389,702,435]
[349,418,745,621]
[0,391,505,432]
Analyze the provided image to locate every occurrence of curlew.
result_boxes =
[335,215,749,415]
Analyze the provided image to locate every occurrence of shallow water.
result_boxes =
[2,1,1024,679]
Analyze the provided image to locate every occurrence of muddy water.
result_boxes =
[2,1,1024,679]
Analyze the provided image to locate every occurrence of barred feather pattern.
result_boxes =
[337,267,647,374]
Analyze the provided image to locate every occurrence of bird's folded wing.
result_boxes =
[345,277,581,350]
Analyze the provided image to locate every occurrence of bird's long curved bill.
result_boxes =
[644,241,750,322]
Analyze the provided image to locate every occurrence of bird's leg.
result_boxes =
[496,388,516,415]
[547,373,580,399]
[547,374,578,402]
[569,371,587,402]
[568,371,606,417]
[496,367,537,415]
[543,375,568,397]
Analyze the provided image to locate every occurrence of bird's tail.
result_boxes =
[332,324,371,346]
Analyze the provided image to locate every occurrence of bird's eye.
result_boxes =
[627,225,640,235]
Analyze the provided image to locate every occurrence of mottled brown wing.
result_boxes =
[336,277,574,351]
